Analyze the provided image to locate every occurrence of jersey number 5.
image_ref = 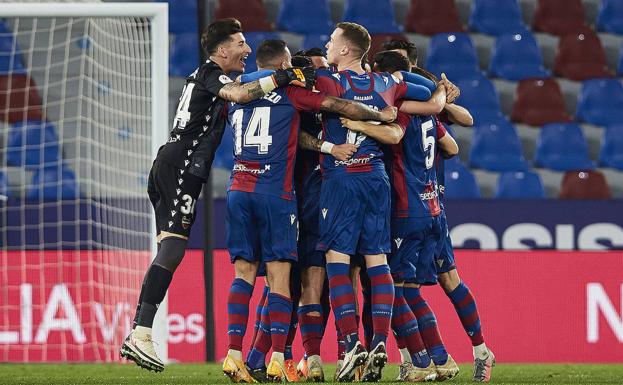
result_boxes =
[232,107,273,155]
[421,119,435,169]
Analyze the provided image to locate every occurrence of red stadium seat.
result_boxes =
[532,0,591,36]
[511,78,572,126]
[0,75,43,123]
[553,31,613,81]
[368,33,409,64]
[214,0,273,32]
[405,0,464,35]
[559,170,611,199]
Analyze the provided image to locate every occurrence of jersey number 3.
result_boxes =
[232,107,273,155]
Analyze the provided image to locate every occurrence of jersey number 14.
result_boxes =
[232,107,273,155]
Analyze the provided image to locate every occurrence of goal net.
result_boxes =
[0,3,168,362]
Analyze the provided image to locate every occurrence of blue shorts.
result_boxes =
[298,180,325,268]
[317,173,391,256]
[434,212,456,274]
[226,191,298,264]
[389,215,443,285]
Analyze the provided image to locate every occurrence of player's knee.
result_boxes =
[267,261,291,296]
[439,269,461,293]
[234,259,258,284]
[364,253,387,268]
[153,237,187,273]
[326,250,350,264]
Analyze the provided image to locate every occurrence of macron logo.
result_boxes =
[394,238,403,249]
[321,208,328,219]
[437,259,444,268]
[290,214,296,225]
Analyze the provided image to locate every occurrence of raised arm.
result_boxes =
[399,85,447,116]
[340,117,404,145]
[319,96,397,122]
[443,103,473,127]
[298,130,357,161]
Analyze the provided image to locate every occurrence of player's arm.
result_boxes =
[339,114,409,145]
[298,130,357,161]
[319,96,397,122]
[443,103,473,127]
[436,119,459,158]
[398,84,447,116]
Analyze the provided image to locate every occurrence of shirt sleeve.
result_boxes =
[395,111,411,133]
[393,80,408,104]
[315,71,341,97]
[436,117,447,139]
[202,65,233,96]
[286,87,326,112]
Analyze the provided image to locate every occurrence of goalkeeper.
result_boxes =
[120,17,315,373]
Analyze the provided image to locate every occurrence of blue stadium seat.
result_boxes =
[213,124,234,170]
[576,79,623,126]
[495,170,546,198]
[426,33,481,79]
[489,32,550,80]
[0,22,26,75]
[277,0,333,35]
[0,170,8,198]
[618,41,623,76]
[535,123,594,171]
[597,0,623,35]
[454,74,503,124]
[469,118,529,171]
[6,120,61,169]
[342,0,402,34]
[243,32,281,73]
[169,33,200,77]
[600,124,623,170]
[156,0,198,35]
[443,157,481,198]
[27,165,79,200]
[469,0,528,35]
[303,34,330,51]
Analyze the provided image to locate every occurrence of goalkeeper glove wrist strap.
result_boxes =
[259,76,278,94]
[320,141,335,154]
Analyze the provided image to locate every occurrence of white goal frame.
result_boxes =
[2,2,170,361]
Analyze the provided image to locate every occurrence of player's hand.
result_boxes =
[379,105,397,122]
[273,67,316,90]
[340,117,360,132]
[440,73,460,104]
[331,143,358,161]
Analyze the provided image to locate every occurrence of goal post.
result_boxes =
[0,3,169,362]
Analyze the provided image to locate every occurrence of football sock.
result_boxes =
[247,301,271,370]
[298,304,323,357]
[327,262,359,352]
[132,243,161,329]
[284,280,300,361]
[405,287,448,365]
[136,264,172,328]
[268,293,292,354]
[336,325,346,360]
[447,282,485,346]
[250,286,269,348]
[227,277,253,351]
[367,264,395,349]
[473,343,490,359]
[392,286,430,368]
[360,275,373,349]
[321,279,331,333]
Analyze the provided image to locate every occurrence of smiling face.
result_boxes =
[217,32,251,73]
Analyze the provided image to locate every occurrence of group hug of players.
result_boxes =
[119,17,495,383]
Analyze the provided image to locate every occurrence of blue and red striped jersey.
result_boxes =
[226,86,325,199]
[294,111,323,196]
[387,114,447,218]
[315,69,407,177]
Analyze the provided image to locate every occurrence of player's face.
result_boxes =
[221,32,251,73]
[325,28,346,66]
[280,47,293,69]
[310,55,329,69]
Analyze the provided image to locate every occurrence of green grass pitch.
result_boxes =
[2,363,623,385]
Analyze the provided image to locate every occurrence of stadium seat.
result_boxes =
[553,31,613,81]
[619,41,623,76]
[488,32,550,81]
[469,118,529,172]
[600,124,623,170]
[215,0,272,32]
[405,0,464,35]
[468,0,528,36]
[213,125,234,170]
[368,34,409,64]
[443,157,481,198]
[169,33,199,77]
[532,0,590,36]
[596,0,623,35]
[27,165,79,200]
[511,78,572,126]
[155,0,198,35]
[495,170,546,199]
[6,120,61,169]
[0,21,27,75]
[559,170,611,199]
[425,33,481,79]
[243,32,281,73]
[302,34,331,51]
[277,0,332,35]
[576,78,623,126]
[0,75,43,123]
[0,170,8,198]
[535,123,594,171]
[342,0,402,34]
[454,74,503,124]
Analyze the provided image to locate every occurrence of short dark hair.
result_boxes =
[412,66,438,83]
[336,22,371,59]
[292,55,313,67]
[256,39,288,67]
[303,47,326,58]
[201,18,243,55]
[373,50,410,73]
[381,39,418,65]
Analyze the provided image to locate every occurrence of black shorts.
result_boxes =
[147,159,204,238]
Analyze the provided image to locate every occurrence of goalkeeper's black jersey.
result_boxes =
[156,60,231,181]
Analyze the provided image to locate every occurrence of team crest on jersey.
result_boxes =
[182,216,191,229]
[394,238,403,249]
[437,259,444,268]
[219,74,233,85]
[321,208,328,219]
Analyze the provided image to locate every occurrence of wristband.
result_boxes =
[320,141,335,154]
[259,76,277,94]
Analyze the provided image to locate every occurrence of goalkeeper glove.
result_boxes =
[273,66,316,90]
